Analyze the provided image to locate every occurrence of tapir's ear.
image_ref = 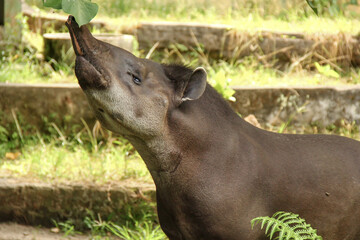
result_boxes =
[181,67,207,102]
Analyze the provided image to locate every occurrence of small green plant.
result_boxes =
[208,68,236,102]
[314,62,340,78]
[251,211,322,240]
[52,219,81,237]
[43,0,98,26]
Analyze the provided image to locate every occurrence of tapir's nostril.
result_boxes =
[98,108,105,113]
[66,15,76,25]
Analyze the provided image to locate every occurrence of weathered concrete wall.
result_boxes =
[1,83,360,129]
[231,86,360,126]
[136,22,231,51]
[0,83,95,129]
[0,178,155,228]
[135,22,360,67]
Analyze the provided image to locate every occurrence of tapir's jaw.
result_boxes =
[66,16,110,90]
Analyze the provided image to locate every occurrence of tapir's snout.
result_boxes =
[66,16,87,56]
[66,16,111,90]
[66,15,145,92]
[66,16,106,57]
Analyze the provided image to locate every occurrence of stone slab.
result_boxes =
[136,21,232,51]
[0,83,94,130]
[0,178,155,228]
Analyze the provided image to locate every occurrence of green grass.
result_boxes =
[0,58,75,84]
[83,203,167,240]
[0,119,151,184]
[0,141,150,184]
[51,201,167,239]
[208,59,360,87]
[2,51,359,86]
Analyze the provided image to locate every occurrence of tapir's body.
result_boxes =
[153,85,360,239]
[66,16,360,239]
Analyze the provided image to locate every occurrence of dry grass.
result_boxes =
[305,32,359,69]
[221,30,360,70]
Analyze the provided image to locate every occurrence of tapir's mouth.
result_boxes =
[65,16,110,90]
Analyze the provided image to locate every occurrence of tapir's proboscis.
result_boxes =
[66,16,360,240]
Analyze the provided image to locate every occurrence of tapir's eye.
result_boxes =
[127,72,142,85]
[132,75,142,85]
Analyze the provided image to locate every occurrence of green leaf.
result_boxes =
[314,62,340,79]
[251,211,323,240]
[43,0,62,9]
[306,0,318,15]
[269,222,279,239]
[0,125,8,135]
[61,0,99,27]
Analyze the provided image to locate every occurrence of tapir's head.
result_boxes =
[66,16,207,137]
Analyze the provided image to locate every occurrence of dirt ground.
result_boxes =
[0,223,90,240]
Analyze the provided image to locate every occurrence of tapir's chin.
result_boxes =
[93,108,134,136]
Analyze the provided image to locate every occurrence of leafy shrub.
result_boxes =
[306,0,358,16]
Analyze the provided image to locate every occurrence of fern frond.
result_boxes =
[251,211,323,240]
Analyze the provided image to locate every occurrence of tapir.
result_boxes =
[66,16,360,240]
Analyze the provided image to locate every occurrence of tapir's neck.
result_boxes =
[126,132,183,185]
[127,85,256,187]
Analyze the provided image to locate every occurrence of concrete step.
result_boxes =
[0,178,155,229]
